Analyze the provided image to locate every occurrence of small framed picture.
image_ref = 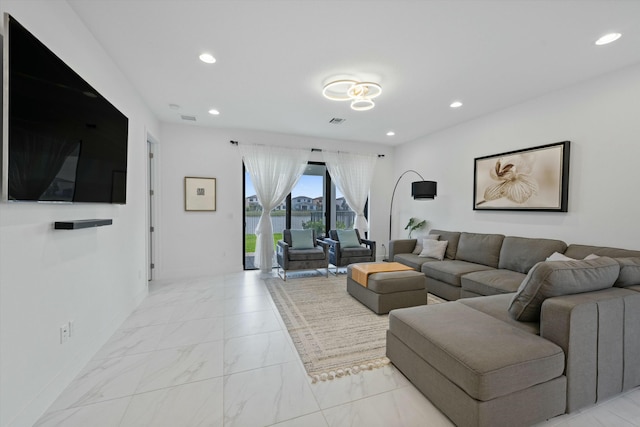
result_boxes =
[473,141,570,211]
[184,177,216,211]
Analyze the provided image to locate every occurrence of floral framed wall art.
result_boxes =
[473,141,570,211]
[184,177,216,211]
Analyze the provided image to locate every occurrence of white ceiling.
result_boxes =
[68,0,640,146]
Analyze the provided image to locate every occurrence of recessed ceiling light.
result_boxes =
[595,33,621,46]
[386,131,395,136]
[199,53,216,63]
[208,109,220,115]
[450,101,463,108]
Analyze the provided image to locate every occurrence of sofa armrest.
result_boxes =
[316,239,330,256]
[540,287,640,413]
[276,240,289,267]
[361,238,377,259]
[324,237,342,265]
[277,240,289,250]
[389,239,417,261]
[323,237,340,252]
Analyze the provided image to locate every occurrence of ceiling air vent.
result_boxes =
[181,115,197,121]
[329,118,346,124]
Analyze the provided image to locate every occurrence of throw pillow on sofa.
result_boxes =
[418,239,448,260]
[614,257,640,287]
[412,234,440,255]
[546,252,574,261]
[508,256,620,322]
[546,252,600,261]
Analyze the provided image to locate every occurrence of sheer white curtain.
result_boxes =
[239,144,310,273]
[323,151,377,232]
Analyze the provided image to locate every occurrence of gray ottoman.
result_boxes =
[347,264,427,314]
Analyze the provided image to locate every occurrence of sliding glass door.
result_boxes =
[289,163,328,236]
[243,162,356,270]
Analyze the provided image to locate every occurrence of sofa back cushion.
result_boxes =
[455,232,504,268]
[614,257,640,287]
[508,256,620,322]
[564,244,640,259]
[499,236,568,274]
[429,229,461,260]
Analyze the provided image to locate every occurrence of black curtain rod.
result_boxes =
[230,140,384,158]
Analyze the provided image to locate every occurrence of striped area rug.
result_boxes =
[265,274,443,382]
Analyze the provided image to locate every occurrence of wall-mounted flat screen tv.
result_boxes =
[4,14,129,204]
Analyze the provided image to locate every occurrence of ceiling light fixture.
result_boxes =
[208,109,220,115]
[322,79,382,111]
[386,131,395,136]
[595,33,621,45]
[450,101,463,108]
[199,53,216,63]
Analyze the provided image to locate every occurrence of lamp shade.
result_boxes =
[412,181,437,199]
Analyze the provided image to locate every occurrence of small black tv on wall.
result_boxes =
[2,14,129,204]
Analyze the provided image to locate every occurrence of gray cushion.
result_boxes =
[421,260,494,287]
[367,271,426,294]
[498,236,567,274]
[341,247,371,257]
[429,229,461,260]
[508,257,621,322]
[389,303,564,401]
[461,269,526,296]
[456,232,505,268]
[394,253,434,271]
[614,257,640,287]
[288,247,326,261]
[564,244,640,259]
[459,294,540,335]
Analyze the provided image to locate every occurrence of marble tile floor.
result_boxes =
[35,271,640,427]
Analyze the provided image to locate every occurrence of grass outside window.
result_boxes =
[245,233,283,253]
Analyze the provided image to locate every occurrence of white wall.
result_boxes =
[0,2,159,426]
[154,123,394,280]
[393,63,640,250]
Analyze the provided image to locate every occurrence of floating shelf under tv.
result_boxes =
[54,219,113,230]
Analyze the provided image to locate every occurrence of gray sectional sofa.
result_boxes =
[386,230,640,426]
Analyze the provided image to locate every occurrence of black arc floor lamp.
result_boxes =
[388,170,437,244]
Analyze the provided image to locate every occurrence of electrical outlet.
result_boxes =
[60,324,70,344]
